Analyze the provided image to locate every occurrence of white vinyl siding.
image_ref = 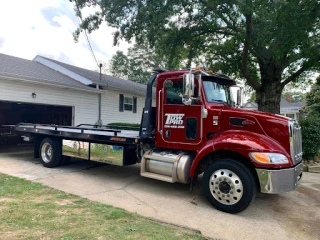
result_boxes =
[101,90,146,124]
[0,79,98,126]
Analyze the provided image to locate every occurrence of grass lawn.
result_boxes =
[0,174,205,240]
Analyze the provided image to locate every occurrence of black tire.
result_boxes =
[202,159,256,214]
[39,138,62,168]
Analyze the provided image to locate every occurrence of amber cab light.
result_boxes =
[250,152,289,164]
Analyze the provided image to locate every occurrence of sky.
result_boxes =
[0,0,317,87]
[0,0,130,71]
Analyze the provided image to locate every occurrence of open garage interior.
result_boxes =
[0,101,73,146]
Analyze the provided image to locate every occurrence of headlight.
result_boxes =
[250,152,289,164]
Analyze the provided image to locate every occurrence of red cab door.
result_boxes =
[158,79,202,148]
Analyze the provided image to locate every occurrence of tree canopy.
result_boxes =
[108,51,130,80]
[300,76,320,161]
[108,42,183,84]
[73,0,320,113]
[305,76,320,116]
[282,91,306,103]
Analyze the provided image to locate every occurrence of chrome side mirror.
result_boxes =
[230,85,243,108]
[183,73,195,98]
[236,87,243,107]
[182,73,195,106]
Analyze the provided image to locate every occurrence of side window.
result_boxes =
[186,118,197,140]
[165,81,183,105]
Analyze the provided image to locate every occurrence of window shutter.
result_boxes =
[119,94,124,112]
[133,96,137,113]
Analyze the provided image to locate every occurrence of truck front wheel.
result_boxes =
[203,159,256,213]
[39,138,62,168]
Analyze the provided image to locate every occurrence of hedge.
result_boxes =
[300,114,320,161]
[107,122,140,131]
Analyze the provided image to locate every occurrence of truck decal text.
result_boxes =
[164,114,185,128]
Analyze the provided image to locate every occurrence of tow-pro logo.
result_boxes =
[164,114,185,129]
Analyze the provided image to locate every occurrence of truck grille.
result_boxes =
[289,120,303,165]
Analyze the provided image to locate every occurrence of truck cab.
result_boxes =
[140,68,303,213]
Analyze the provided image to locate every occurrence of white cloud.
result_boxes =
[0,0,130,71]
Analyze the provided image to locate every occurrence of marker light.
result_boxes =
[250,152,289,164]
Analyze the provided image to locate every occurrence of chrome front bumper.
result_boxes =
[256,163,303,194]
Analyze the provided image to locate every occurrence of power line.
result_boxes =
[73,0,100,68]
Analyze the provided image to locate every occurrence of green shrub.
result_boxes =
[300,114,320,161]
[107,122,140,131]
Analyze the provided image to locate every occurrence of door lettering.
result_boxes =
[164,113,185,128]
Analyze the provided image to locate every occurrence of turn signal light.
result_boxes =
[250,152,289,164]
[251,153,269,163]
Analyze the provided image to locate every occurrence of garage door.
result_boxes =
[0,101,73,126]
[0,101,73,145]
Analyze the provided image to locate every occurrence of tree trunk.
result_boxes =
[256,79,284,114]
[255,55,285,114]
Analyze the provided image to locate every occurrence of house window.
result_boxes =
[286,114,295,119]
[119,94,137,113]
[124,97,133,111]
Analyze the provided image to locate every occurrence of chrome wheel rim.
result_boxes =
[209,169,243,205]
[41,142,53,163]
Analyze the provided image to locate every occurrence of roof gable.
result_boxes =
[34,56,93,85]
[242,102,258,108]
[36,56,149,96]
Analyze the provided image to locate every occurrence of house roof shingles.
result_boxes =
[39,56,149,96]
[243,99,306,110]
[0,53,92,90]
[280,99,306,109]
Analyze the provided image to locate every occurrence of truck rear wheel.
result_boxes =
[203,159,256,213]
[39,138,62,168]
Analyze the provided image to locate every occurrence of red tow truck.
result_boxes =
[15,68,303,213]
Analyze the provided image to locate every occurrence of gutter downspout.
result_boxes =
[97,63,103,126]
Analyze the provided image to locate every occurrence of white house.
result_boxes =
[242,99,306,120]
[0,53,153,128]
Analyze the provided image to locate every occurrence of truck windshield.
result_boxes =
[203,80,233,105]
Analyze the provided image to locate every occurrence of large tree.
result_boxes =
[108,51,130,79]
[109,42,184,84]
[73,0,320,113]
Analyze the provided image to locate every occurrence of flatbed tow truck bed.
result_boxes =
[14,123,141,167]
[15,123,141,145]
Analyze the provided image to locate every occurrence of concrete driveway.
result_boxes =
[0,147,319,240]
